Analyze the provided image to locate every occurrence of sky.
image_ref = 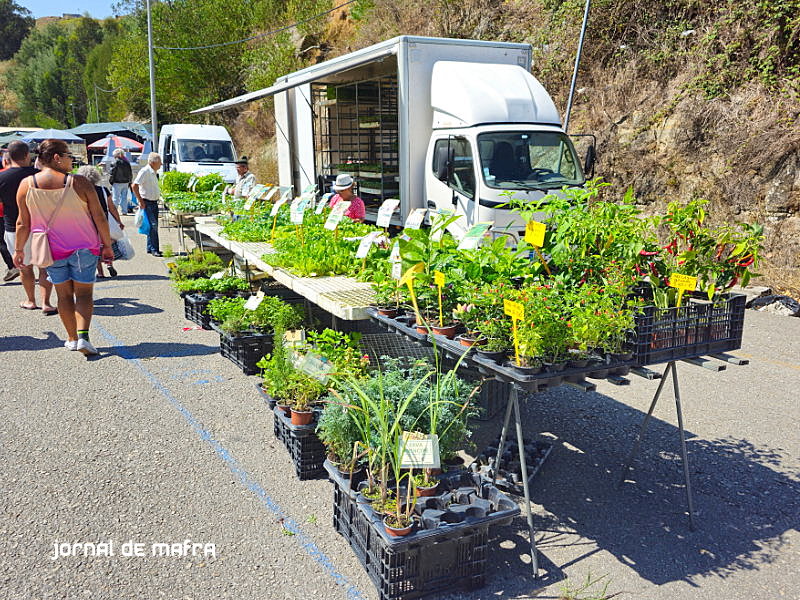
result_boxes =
[21,0,115,19]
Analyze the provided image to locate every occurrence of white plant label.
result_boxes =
[209,270,226,280]
[457,221,494,251]
[270,194,290,217]
[404,208,427,230]
[290,197,308,224]
[315,193,333,214]
[279,187,294,203]
[390,241,402,280]
[355,231,380,259]
[400,433,440,469]
[264,186,279,202]
[324,201,349,230]
[243,291,265,311]
[376,198,400,228]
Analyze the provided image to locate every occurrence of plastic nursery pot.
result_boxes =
[456,334,486,348]
[277,403,292,417]
[504,359,542,375]
[543,360,568,373]
[431,323,459,339]
[566,357,591,369]
[376,306,399,318]
[383,516,414,537]
[290,408,314,426]
[610,351,634,362]
[475,348,508,364]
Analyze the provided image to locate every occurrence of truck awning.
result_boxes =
[191,44,398,115]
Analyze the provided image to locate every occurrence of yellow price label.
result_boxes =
[669,273,697,291]
[434,270,445,288]
[503,299,525,321]
[524,221,546,247]
[166,262,177,270]
[399,262,425,287]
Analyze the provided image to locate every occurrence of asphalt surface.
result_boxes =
[1,215,798,600]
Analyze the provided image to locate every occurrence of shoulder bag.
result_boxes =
[29,175,70,268]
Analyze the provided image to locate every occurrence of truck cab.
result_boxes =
[424,61,586,239]
[158,124,239,183]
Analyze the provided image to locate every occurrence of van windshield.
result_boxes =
[177,139,236,163]
[478,131,584,191]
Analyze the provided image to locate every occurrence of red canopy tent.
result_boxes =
[87,135,143,151]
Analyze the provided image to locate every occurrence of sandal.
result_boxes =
[43,308,58,316]
[20,302,39,310]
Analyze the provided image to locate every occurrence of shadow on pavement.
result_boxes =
[462,383,799,594]
[108,273,169,282]
[93,297,164,317]
[104,341,220,360]
[0,331,61,351]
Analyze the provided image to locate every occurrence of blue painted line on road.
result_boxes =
[95,323,366,600]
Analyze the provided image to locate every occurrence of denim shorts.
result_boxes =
[47,248,99,285]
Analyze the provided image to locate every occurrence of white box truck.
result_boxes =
[192,36,593,237]
[157,124,239,183]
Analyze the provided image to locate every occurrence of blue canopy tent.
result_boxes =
[20,129,83,143]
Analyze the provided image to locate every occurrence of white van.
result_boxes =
[158,124,238,183]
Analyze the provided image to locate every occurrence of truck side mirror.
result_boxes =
[435,146,453,182]
[583,145,596,178]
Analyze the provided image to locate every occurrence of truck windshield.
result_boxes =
[177,139,236,163]
[478,131,584,190]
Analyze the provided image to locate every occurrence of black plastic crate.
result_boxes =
[325,462,519,600]
[272,408,326,480]
[214,325,273,376]
[184,293,215,329]
[631,293,746,366]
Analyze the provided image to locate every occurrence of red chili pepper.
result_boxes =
[640,249,659,256]
[715,244,725,260]
[738,255,754,267]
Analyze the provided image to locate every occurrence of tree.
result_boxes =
[0,0,34,60]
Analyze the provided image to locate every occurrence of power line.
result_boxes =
[154,0,358,51]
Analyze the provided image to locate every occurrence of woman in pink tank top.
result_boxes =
[13,139,114,356]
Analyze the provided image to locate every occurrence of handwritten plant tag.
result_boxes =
[209,270,226,280]
[315,193,333,214]
[524,221,546,247]
[400,432,440,469]
[503,299,524,321]
[270,194,290,217]
[356,231,380,259]
[264,186,279,202]
[243,290,265,311]
[404,208,427,230]
[290,197,309,225]
[376,198,400,228]
[669,272,697,291]
[324,201,350,230]
[457,222,493,250]
[390,241,402,280]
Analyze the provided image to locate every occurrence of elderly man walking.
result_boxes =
[109,148,133,215]
[131,152,163,257]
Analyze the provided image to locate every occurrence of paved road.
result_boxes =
[1,216,798,600]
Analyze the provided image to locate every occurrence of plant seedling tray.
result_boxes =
[367,309,430,345]
[631,292,746,366]
[212,324,273,376]
[325,461,519,600]
[470,435,554,496]
[273,408,326,480]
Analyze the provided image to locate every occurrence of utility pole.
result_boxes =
[564,0,591,133]
[146,0,159,150]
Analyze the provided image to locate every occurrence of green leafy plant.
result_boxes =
[169,249,224,281]
[174,276,249,295]
[160,172,192,194]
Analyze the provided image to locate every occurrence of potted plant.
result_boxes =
[412,470,439,497]
[287,371,325,426]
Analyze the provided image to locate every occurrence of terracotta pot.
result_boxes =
[277,403,291,417]
[383,516,413,537]
[376,306,399,318]
[415,481,439,497]
[456,334,486,348]
[431,323,459,339]
[291,408,314,426]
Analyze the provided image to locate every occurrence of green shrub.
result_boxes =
[161,172,192,194]
[194,173,225,192]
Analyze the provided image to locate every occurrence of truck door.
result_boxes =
[427,136,477,235]
[162,134,172,172]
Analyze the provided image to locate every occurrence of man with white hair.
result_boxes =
[109,147,133,215]
[131,152,163,256]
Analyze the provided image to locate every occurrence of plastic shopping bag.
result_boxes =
[137,208,150,235]
[108,217,124,241]
[112,233,136,261]
[134,208,144,228]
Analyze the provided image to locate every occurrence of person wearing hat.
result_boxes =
[329,173,365,222]
[227,156,256,198]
